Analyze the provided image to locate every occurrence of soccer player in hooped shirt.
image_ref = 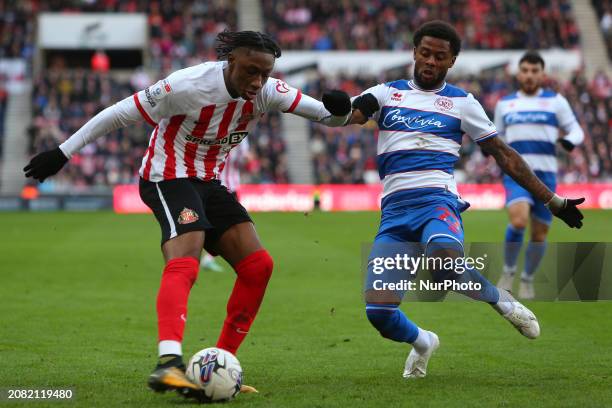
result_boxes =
[23,31,352,398]
[496,51,584,299]
[348,21,585,379]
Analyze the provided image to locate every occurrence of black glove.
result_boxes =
[322,90,351,116]
[547,196,585,228]
[352,93,380,118]
[23,147,69,182]
[558,138,575,152]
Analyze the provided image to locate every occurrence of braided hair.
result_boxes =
[215,30,282,60]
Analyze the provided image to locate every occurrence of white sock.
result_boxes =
[411,328,432,354]
[493,289,514,315]
[159,340,182,357]
[503,265,517,275]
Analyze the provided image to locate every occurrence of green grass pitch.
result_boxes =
[1,210,611,407]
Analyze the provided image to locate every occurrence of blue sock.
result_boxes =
[426,238,500,304]
[366,304,419,343]
[504,224,525,269]
[523,241,547,281]
[456,265,501,304]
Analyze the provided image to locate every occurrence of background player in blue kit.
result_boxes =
[347,21,585,379]
[495,52,584,299]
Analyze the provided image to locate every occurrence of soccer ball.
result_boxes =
[186,347,242,402]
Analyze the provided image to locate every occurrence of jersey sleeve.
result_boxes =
[461,93,498,142]
[556,94,584,146]
[354,83,390,121]
[493,100,505,138]
[259,78,303,113]
[260,78,350,126]
[133,71,186,125]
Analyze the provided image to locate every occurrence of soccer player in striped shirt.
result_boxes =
[348,21,584,379]
[495,51,584,299]
[24,30,352,399]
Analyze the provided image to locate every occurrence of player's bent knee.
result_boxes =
[235,249,274,286]
[510,217,528,230]
[163,230,205,261]
[163,256,200,284]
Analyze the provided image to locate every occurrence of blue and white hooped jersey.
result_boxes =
[362,79,497,202]
[494,89,580,175]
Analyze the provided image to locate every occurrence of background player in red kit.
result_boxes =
[201,139,251,272]
[23,31,352,398]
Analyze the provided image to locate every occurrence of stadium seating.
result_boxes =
[28,68,289,191]
[0,75,6,155]
[591,0,612,61]
[17,0,611,191]
[262,0,580,50]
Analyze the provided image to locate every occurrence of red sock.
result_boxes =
[217,249,273,354]
[157,257,199,342]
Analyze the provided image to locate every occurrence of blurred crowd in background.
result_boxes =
[29,69,288,192]
[0,0,610,191]
[592,0,612,61]
[0,0,236,74]
[262,0,580,50]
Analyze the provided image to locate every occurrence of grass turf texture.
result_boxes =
[1,210,611,407]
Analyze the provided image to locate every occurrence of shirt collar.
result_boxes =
[408,79,447,93]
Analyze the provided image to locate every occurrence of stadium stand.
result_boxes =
[592,0,612,61]
[28,70,289,191]
[8,0,610,192]
[262,0,580,50]
[22,1,286,191]
[0,74,6,154]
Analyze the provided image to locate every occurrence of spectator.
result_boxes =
[592,0,612,61]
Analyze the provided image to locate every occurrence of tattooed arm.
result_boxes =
[479,137,553,203]
[480,136,584,228]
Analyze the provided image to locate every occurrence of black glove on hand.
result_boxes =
[546,195,585,228]
[322,90,351,116]
[352,93,380,118]
[23,147,69,182]
[558,138,575,152]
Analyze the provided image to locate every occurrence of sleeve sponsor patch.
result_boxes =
[144,79,172,107]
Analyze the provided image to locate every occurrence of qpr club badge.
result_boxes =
[434,96,453,111]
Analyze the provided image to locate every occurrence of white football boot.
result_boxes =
[497,266,516,292]
[497,290,540,339]
[200,254,224,272]
[403,331,440,379]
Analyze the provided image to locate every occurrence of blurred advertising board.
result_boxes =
[112,184,612,213]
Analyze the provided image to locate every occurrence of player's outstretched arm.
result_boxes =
[23,96,144,182]
[349,93,380,125]
[286,89,352,127]
[480,136,585,228]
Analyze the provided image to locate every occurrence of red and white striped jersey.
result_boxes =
[220,138,249,192]
[133,61,303,182]
[59,61,346,181]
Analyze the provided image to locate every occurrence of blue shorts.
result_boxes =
[365,188,468,296]
[503,171,556,225]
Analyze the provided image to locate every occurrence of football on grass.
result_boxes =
[186,347,242,402]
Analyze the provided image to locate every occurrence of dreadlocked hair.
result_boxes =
[215,30,282,60]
